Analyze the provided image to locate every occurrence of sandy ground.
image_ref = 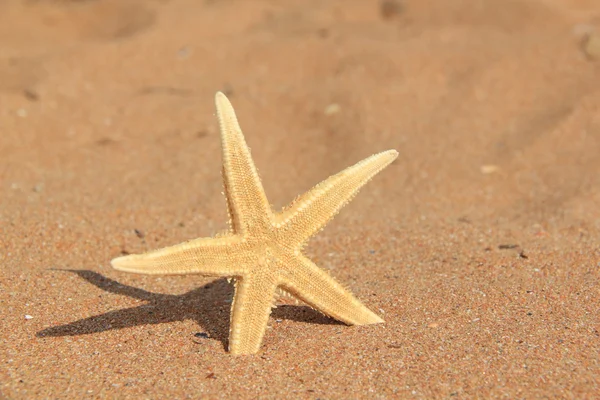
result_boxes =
[1,0,600,398]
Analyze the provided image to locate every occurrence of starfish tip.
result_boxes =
[364,312,385,325]
[110,255,130,271]
[387,149,399,160]
[215,91,228,103]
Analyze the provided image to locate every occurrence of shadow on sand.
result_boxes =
[37,270,340,351]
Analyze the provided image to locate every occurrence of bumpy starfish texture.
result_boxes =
[111,92,398,355]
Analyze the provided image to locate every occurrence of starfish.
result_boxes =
[111,92,398,355]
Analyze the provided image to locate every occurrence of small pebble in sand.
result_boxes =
[24,315,33,320]
[324,103,341,116]
[380,0,403,20]
[23,89,39,101]
[480,165,499,174]
[583,33,600,60]
[177,47,191,59]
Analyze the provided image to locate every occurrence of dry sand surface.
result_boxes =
[1,0,600,398]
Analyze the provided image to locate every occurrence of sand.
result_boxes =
[1,0,599,398]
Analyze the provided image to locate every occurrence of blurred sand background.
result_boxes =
[1,0,600,398]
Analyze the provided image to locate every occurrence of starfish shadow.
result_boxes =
[36,270,340,350]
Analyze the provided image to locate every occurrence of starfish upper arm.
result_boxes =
[275,150,398,247]
[215,93,272,235]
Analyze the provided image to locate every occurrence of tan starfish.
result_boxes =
[111,92,398,355]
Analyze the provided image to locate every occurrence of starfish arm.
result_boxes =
[280,255,384,325]
[275,150,398,247]
[215,92,272,234]
[228,274,278,355]
[111,236,245,276]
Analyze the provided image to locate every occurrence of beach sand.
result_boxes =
[1,0,599,398]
